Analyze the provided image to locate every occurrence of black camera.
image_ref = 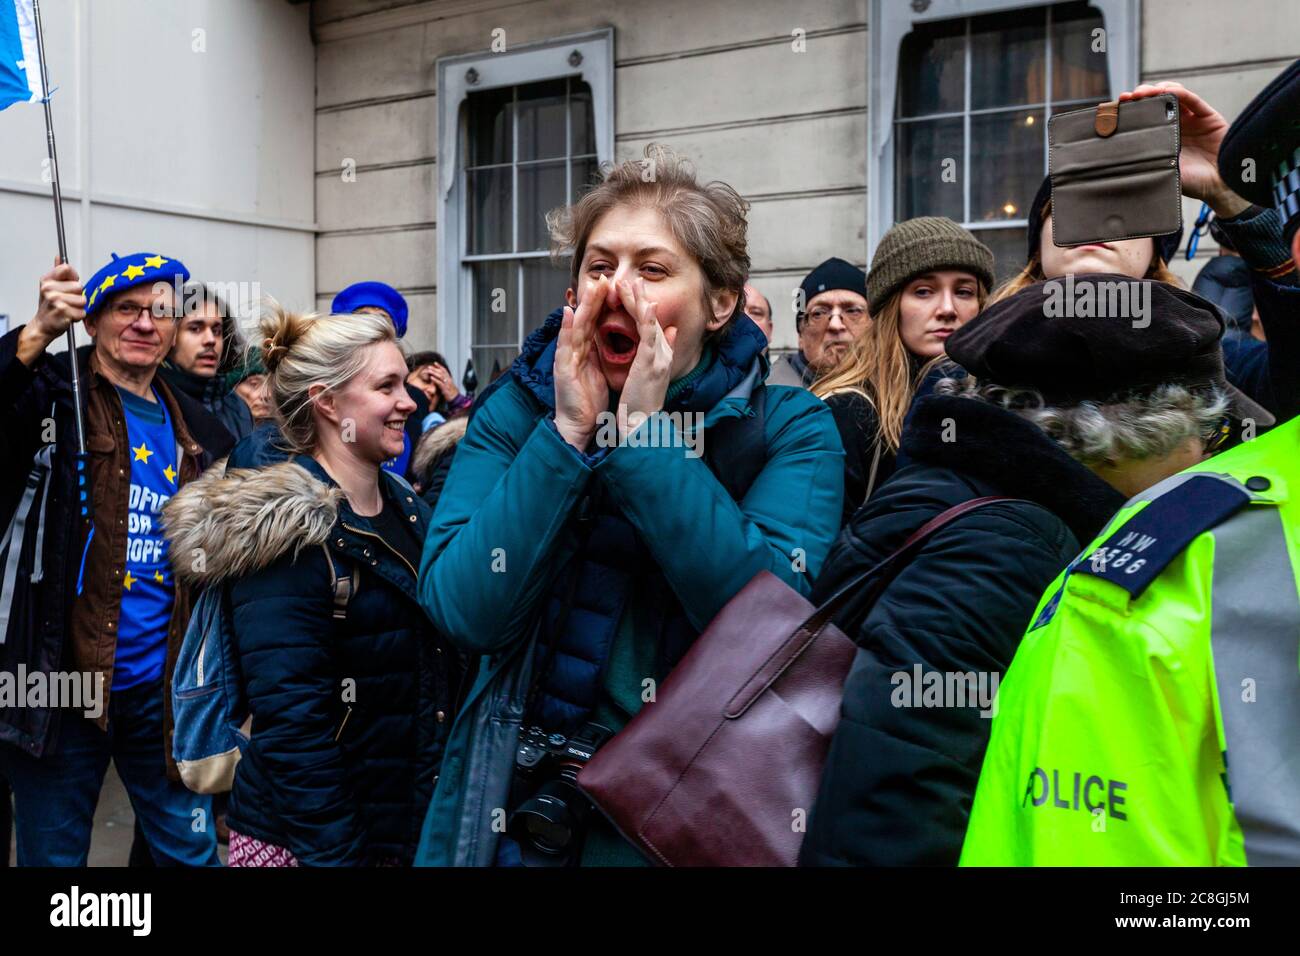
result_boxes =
[507,721,613,866]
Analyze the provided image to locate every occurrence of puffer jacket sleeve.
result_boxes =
[595,387,844,631]
[799,494,1076,866]
[229,547,366,866]
[417,382,593,655]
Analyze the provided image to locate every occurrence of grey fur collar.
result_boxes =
[410,417,468,480]
[163,458,342,587]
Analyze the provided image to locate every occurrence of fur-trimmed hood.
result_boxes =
[163,458,342,588]
[411,416,468,481]
[902,394,1126,543]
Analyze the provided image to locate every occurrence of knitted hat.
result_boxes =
[797,257,867,328]
[225,349,266,391]
[866,217,995,313]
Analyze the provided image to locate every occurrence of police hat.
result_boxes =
[1218,58,1300,245]
[83,252,190,316]
[946,274,1273,427]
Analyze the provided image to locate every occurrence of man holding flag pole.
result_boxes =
[0,0,231,866]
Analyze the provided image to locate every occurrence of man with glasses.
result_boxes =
[0,252,232,866]
[768,257,869,389]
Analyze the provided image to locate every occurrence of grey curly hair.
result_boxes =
[936,377,1230,466]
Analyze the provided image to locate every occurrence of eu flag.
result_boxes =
[0,0,43,111]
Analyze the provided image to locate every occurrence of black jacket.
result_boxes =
[823,390,895,526]
[1206,202,1300,423]
[1193,254,1255,337]
[799,395,1125,866]
[162,454,460,865]
[158,362,255,442]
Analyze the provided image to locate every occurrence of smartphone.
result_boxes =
[1047,93,1182,248]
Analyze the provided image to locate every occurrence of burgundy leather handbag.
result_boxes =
[577,496,1016,866]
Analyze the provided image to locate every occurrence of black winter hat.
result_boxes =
[797,257,866,327]
[945,273,1272,426]
[1025,175,1183,266]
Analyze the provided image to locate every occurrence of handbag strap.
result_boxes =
[725,495,1024,719]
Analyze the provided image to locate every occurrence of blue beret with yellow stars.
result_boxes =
[83,252,191,316]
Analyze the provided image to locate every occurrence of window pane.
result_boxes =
[516,78,568,162]
[570,82,595,156]
[1052,2,1108,102]
[894,118,964,221]
[897,18,965,116]
[970,8,1046,109]
[572,156,601,201]
[467,167,512,254]
[522,257,570,330]
[472,346,518,386]
[970,109,1045,224]
[518,161,566,251]
[970,227,1028,286]
[467,87,513,167]
[472,259,516,346]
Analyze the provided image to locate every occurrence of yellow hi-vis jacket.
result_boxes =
[961,417,1300,866]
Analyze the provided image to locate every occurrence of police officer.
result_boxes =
[961,58,1300,866]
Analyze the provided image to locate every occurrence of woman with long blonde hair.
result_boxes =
[814,217,993,523]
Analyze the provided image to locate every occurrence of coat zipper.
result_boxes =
[331,522,416,744]
[334,705,353,742]
[340,522,418,579]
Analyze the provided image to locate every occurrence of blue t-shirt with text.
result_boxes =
[113,386,179,691]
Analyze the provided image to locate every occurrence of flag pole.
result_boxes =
[31,0,86,458]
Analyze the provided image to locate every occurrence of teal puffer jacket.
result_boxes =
[415,310,844,866]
